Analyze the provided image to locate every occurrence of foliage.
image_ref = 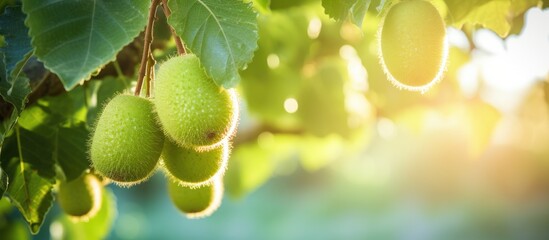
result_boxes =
[0,0,546,237]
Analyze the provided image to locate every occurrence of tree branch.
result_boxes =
[161,0,186,55]
[135,0,161,96]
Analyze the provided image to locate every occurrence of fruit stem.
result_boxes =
[145,53,156,97]
[161,0,186,55]
[135,0,161,96]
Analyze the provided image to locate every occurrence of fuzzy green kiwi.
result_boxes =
[154,54,238,149]
[57,173,102,219]
[162,138,229,187]
[379,0,448,92]
[167,178,223,219]
[90,94,164,186]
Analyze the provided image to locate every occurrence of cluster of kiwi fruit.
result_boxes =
[378,0,448,92]
[56,54,238,220]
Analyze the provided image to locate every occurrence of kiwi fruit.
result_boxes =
[154,54,238,149]
[379,0,448,92]
[167,178,223,219]
[162,138,229,187]
[57,173,102,220]
[90,94,164,186]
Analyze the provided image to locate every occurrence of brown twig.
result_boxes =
[135,0,161,96]
[161,0,186,55]
[145,53,156,97]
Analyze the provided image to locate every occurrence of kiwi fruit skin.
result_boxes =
[90,94,164,185]
[154,54,238,148]
[379,0,447,90]
[162,138,229,187]
[167,178,223,219]
[58,173,102,218]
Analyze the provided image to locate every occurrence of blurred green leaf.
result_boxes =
[225,143,276,198]
[444,0,540,37]
[22,0,150,90]
[168,0,259,88]
[0,218,31,240]
[299,135,345,172]
[240,9,310,126]
[53,188,117,240]
[87,77,129,125]
[0,166,7,198]
[251,0,271,13]
[226,134,301,198]
[270,0,317,10]
[322,0,371,26]
[297,58,350,137]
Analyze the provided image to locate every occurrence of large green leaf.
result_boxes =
[0,4,32,77]
[3,160,54,235]
[22,0,150,90]
[1,127,56,180]
[168,0,259,88]
[16,114,90,182]
[0,4,32,126]
[55,125,90,182]
[444,0,540,37]
[322,0,371,27]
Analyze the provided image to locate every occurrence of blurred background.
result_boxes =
[3,0,549,239]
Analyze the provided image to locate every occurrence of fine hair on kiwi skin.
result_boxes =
[153,54,240,149]
[167,177,224,219]
[88,93,164,187]
[161,140,231,188]
[376,0,449,93]
[193,88,240,152]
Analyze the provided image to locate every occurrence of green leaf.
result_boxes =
[1,127,56,180]
[0,58,31,114]
[224,142,277,198]
[0,166,7,198]
[16,114,90,182]
[250,0,270,13]
[87,77,129,125]
[0,4,32,76]
[53,188,117,240]
[0,219,31,240]
[0,109,19,145]
[22,0,150,90]
[240,10,310,126]
[269,0,317,9]
[3,160,54,235]
[444,0,540,37]
[168,0,259,88]
[0,4,32,119]
[322,0,371,27]
[55,125,90,182]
